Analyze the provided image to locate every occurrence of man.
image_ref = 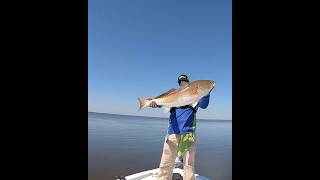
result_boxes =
[149,74,211,180]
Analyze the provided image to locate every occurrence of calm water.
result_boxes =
[88,112,232,180]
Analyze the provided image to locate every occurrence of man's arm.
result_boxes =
[198,95,210,109]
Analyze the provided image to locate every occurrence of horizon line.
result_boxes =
[88,111,232,121]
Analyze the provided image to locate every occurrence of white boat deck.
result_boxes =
[122,168,213,180]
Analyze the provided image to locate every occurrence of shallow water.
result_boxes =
[88,112,232,180]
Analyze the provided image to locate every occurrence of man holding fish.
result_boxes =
[137,74,215,180]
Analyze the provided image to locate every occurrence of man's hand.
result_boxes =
[149,101,158,108]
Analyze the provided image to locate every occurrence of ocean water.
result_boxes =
[88,112,232,180]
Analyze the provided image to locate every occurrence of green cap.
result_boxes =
[178,74,189,82]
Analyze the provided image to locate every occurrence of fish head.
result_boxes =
[196,80,216,96]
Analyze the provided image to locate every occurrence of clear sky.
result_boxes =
[89,0,232,120]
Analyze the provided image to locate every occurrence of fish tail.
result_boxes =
[137,97,149,111]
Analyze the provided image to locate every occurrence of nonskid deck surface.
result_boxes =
[118,168,213,180]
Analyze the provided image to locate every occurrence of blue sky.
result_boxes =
[89,0,232,120]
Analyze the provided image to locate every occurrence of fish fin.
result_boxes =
[154,88,177,99]
[137,97,149,111]
[162,107,171,113]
